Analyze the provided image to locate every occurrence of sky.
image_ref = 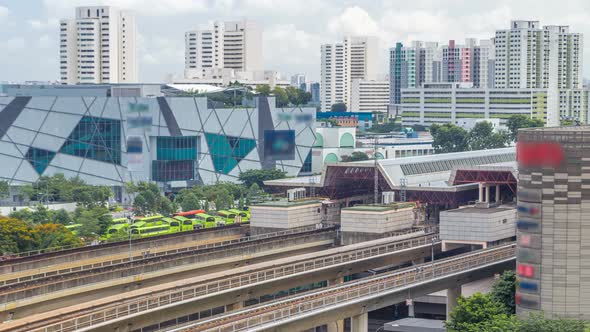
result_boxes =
[1,0,590,83]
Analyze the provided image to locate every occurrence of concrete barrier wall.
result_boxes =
[0,202,77,216]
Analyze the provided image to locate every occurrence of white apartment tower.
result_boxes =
[185,20,262,79]
[321,36,378,112]
[494,20,583,89]
[59,6,137,84]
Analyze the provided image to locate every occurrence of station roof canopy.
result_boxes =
[265,147,517,202]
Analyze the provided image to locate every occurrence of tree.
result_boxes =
[31,204,51,224]
[445,293,506,332]
[0,217,35,254]
[256,84,271,96]
[0,181,9,199]
[490,270,516,315]
[238,194,244,209]
[71,185,112,208]
[430,123,469,153]
[238,169,288,189]
[272,87,289,107]
[51,209,73,225]
[248,183,264,203]
[506,115,544,142]
[467,121,510,151]
[340,151,370,162]
[76,209,101,238]
[214,189,233,211]
[176,191,202,212]
[126,182,173,216]
[33,224,83,249]
[285,86,311,106]
[330,103,347,112]
[519,313,588,332]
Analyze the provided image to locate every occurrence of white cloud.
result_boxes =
[0,38,25,52]
[38,34,53,48]
[328,6,382,38]
[28,18,60,30]
[0,6,9,20]
[264,24,326,67]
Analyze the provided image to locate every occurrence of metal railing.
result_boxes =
[23,231,438,332]
[0,225,331,288]
[182,244,516,332]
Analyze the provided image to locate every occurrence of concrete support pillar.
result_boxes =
[446,285,462,319]
[412,257,425,265]
[327,320,344,332]
[225,301,243,312]
[495,185,500,203]
[478,182,483,202]
[351,312,368,332]
[485,185,490,203]
[408,301,415,317]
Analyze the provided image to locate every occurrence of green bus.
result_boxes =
[130,225,171,238]
[217,210,236,224]
[112,217,128,225]
[135,215,164,225]
[129,221,147,230]
[229,209,249,223]
[162,217,181,232]
[104,223,128,239]
[65,224,82,235]
[196,213,225,228]
[174,216,202,231]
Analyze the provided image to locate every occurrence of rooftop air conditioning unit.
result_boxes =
[382,191,395,204]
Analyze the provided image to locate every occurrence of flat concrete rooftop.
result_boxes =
[443,204,516,215]
[252,199,322,208]
[342,203,416,212]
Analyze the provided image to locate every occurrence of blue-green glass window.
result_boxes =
[300,151,312,174]
[25,148,56,175]
[152,160,195,181]
[156,136,198,161]
[204,133,256,174]
[60,116,121,164]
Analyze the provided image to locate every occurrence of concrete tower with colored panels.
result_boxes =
[516,126,590,318]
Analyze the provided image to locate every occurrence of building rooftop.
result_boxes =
[252,199,322,208]
[442,204,516,215]
[384,318,444,332]
[342,202,416,212]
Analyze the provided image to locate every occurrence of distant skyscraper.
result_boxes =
[60,6,137,84]
[494,20,583,89]
[310,82,320,104]
[321,36,378,112]
[185,20,263,78]
[291,74,306,88]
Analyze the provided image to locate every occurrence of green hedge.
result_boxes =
[401,111,420,117]
[489,98,530,104]
[401,98,420,103]
[456,98,485,104]
[424,112,452,118]
[456,113,485,118]
[424,98,451,104]
[490,113,518,119]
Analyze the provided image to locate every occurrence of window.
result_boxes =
[204,133,256,174]
[60,116,121,164]
[156,136,198,160]
[25,148,56,174]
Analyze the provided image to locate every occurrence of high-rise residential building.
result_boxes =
[60,6,137,85]
[185,20,262,79]
[321,36,378,112]
[442,40,462,83]
[309,82,320,104]
[516,126,590,319]
[351,79,390,113]
[494,20,584,90]
[389,41,440,106]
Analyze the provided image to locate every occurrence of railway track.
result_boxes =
[174,243,516,332]
[0,224,248,277]
[0,226,336,310]
[1,229,435,332]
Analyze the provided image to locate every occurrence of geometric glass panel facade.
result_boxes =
[204,133,256,174]
[300,151,312,174]
[59,116,121,164]
[156,136,198,160]
[25,147,56,175]
[152,160,195,182]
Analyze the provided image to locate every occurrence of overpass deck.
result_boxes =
[1,228,437,332]
[0,226,336,317]
[0,225,249,278]
[173,243,516,332]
